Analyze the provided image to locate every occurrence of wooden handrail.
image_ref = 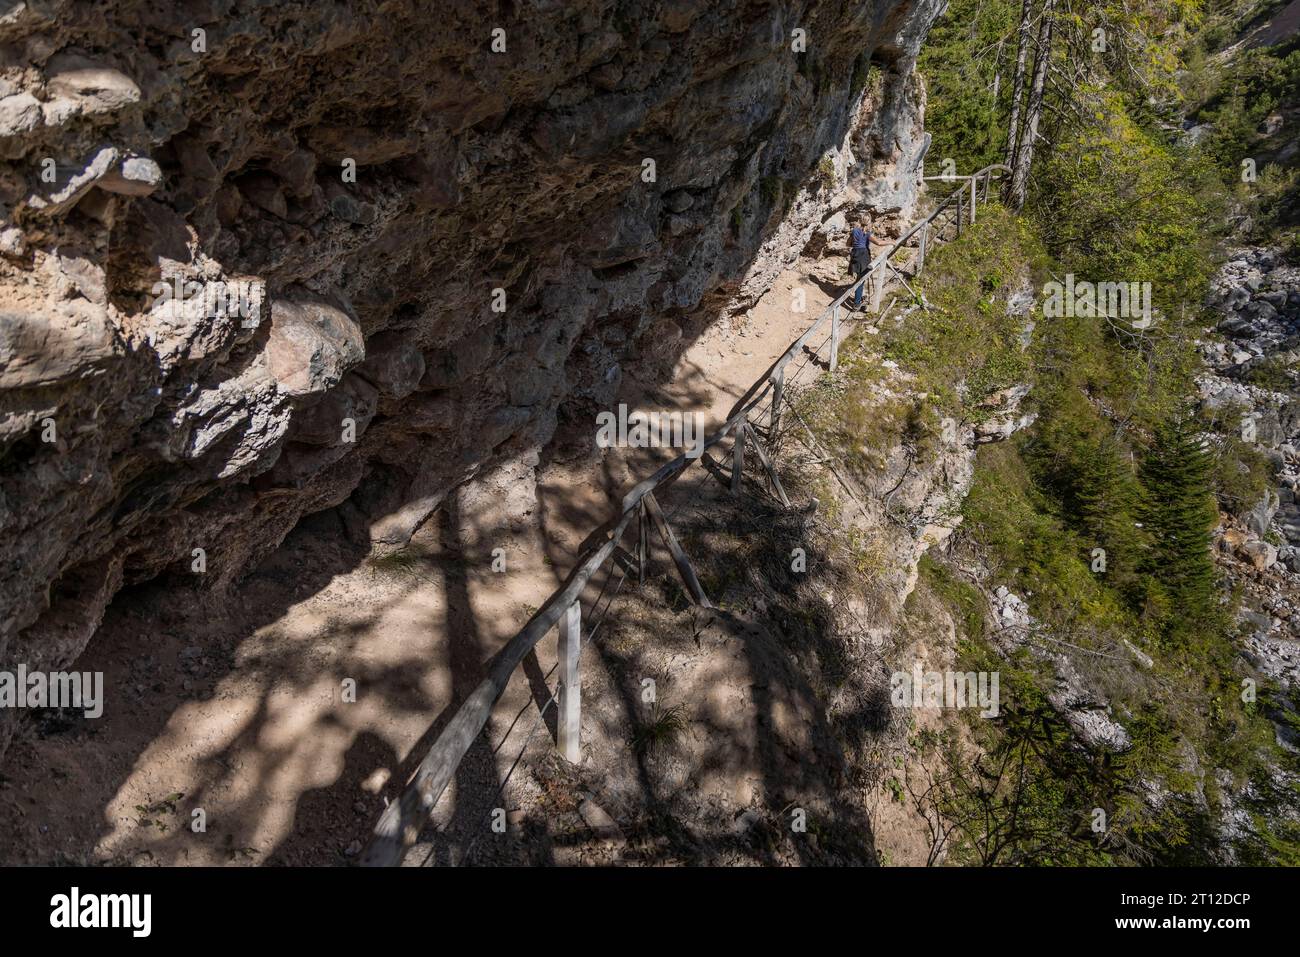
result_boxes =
[362,383,773,867]
[768,164,1009,376]
[360,166,1006,866]
[868,165,1010,290]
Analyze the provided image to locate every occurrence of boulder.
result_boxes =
[1238,539,1279,571]
[0,93,41,144]
[0,299,119,390]
[1246,490,1281,537]
[96,156,163,196]
[44,54,141,117]
[266,297,365,398]
[25,145,120,215]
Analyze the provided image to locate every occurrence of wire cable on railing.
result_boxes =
[414,552,633,867]
[452,452,734,865]
[454,560,632,866]
[424,444,727,865]
[482,545,626,759]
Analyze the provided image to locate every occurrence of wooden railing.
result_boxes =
[764,165,1010,431]
[360,164,1009,866]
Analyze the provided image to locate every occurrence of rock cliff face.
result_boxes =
[1200,247,1300,753]
[1202,247,1300,567]
[0,0,944,760]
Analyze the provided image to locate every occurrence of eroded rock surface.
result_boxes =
[1200,246,1300,754]
[0,0,945,761]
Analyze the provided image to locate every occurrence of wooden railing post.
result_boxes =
[769,363,785,436]
[746,423,791,508]
[732,424,745,496]
[637,499,647,584]
[829,305,840,372]
[871,262,884,312]
[916,221,928,277]
[969,176,977,226]
[644,492,712,607]
[557,601,581,763]
[956,189,964,237]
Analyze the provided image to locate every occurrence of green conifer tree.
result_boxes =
[1076,434,1144,596]
[1139,415,1219,628]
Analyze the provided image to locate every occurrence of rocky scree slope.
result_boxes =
[0,0,943,763]
[1200,247,1300,739]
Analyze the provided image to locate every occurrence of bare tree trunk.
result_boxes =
[1003,0,1034,171]
[1007,0,1055,211]
[992,38,1004,99]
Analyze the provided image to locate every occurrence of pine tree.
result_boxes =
[1076,434,1143,595]
[1139,416,1219,627]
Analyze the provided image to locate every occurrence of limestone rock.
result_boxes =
[291,373,379,446]
[266,297,365,398]
[44,54,141,117]
[96,156,163,196]
[1239,539,1279,571]
[0,93,41,140]
[26,145,120,215]
[0,298,119,391]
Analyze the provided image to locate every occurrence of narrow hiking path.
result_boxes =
[0,254,862,866]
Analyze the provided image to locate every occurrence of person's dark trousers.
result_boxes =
[850,252,870,307]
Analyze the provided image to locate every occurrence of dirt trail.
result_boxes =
[0,260,856,866]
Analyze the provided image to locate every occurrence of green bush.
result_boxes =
[884,206,1045,413]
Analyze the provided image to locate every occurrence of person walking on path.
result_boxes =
[849,220,891,309]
